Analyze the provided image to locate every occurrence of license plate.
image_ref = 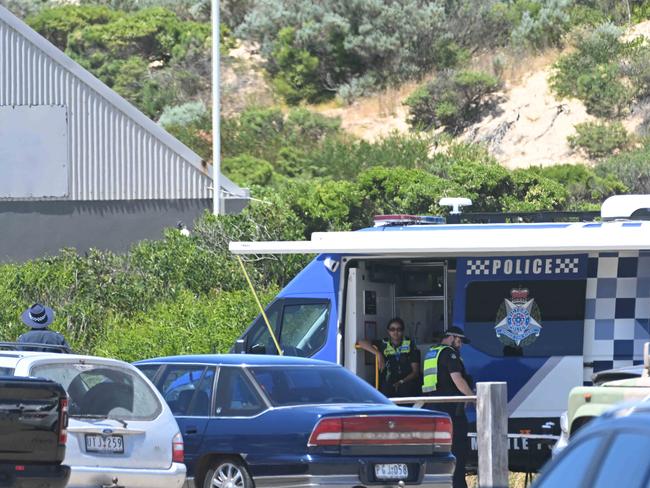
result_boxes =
[375,463,408,480]
[85,434,124,453]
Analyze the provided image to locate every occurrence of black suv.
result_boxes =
[0,376,70,488]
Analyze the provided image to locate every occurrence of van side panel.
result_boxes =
[454,254,588,418]
[583,251,650,384]
[278,254,341,297]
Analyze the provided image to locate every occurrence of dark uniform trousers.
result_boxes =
[429,402,469,488]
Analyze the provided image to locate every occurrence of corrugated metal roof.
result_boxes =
[0,5,245,201]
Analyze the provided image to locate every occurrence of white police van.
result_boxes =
[229,195,650,472]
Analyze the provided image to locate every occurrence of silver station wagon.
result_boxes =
[0,347,186,488]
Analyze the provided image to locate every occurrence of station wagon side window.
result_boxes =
[31,363,161,420]
[190,367,215,416]
[158,365,208,416]
[136,365,161,383]
[215,367,264,417]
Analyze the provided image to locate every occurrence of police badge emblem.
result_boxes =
[494,288,542,347]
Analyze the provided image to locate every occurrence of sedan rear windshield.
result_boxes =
[31,362,161,420]
[249,366,390,406]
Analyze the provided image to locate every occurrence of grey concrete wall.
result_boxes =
[0,199,216,262]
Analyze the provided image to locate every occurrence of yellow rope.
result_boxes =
[236,255,283,356]
[374,346,379,389]
[355,343,380,389]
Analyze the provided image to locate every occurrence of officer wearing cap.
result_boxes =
[17,304,70,352]
[422,327,473,488]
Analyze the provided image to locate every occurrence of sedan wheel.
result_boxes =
[204,459,253,488]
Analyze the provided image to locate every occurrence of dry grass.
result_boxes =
[466,472,537,488]
[469,48,564,87]
[310,46,567,143]
[315,83,418,141]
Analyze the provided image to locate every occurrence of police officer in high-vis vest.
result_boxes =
[357,317,420,398]
[422,327,473,488]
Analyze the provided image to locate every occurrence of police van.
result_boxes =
[229,194,650,472]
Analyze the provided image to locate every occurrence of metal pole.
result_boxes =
[211,0,222,215]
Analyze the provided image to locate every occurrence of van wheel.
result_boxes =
[203,458,253,488]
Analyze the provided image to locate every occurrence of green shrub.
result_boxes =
[222,155,275,187]
[28,5,214,119]
[356,166,451,218]
[533,163,627,209]
[632,2,650,22]
[27,5,118,50]
[284,108,341,143]
[550,24,646,118]
[237,0,448,101]
[596,143,650,194]
[275,179,366,235]
[93,288,279,362]
[270,27,325,105]
[567,5,610,27]
[447,159,512,212]
[405,70,501,132]
[158,101,208,128]
[309,132,439,180]
[501,169,568,211]
[510,0,571,50]
[568,121,631,159]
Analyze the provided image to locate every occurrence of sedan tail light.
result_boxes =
[308,415,452,447]
[172,432,184,463]
[58,398,68,446]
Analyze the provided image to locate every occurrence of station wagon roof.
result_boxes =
[134,354,336,367]
[0,350,138,366]
[229,220,650,255]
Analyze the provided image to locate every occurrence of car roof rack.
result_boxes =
[0,342,72,354]
[446,211,601,224]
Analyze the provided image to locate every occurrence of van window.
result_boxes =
[245,302,282,353]
[280,303,329,356]
[244,299,330,357]
[31,362,161,420]
[464,279,585,357]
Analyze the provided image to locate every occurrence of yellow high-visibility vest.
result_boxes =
[422,345,454,393]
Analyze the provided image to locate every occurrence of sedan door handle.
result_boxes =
[185,427,198,435]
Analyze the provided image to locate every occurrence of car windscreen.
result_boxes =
[249,366,391,406]
[31,362,161,421]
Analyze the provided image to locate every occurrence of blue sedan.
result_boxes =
[134,355,454,488]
